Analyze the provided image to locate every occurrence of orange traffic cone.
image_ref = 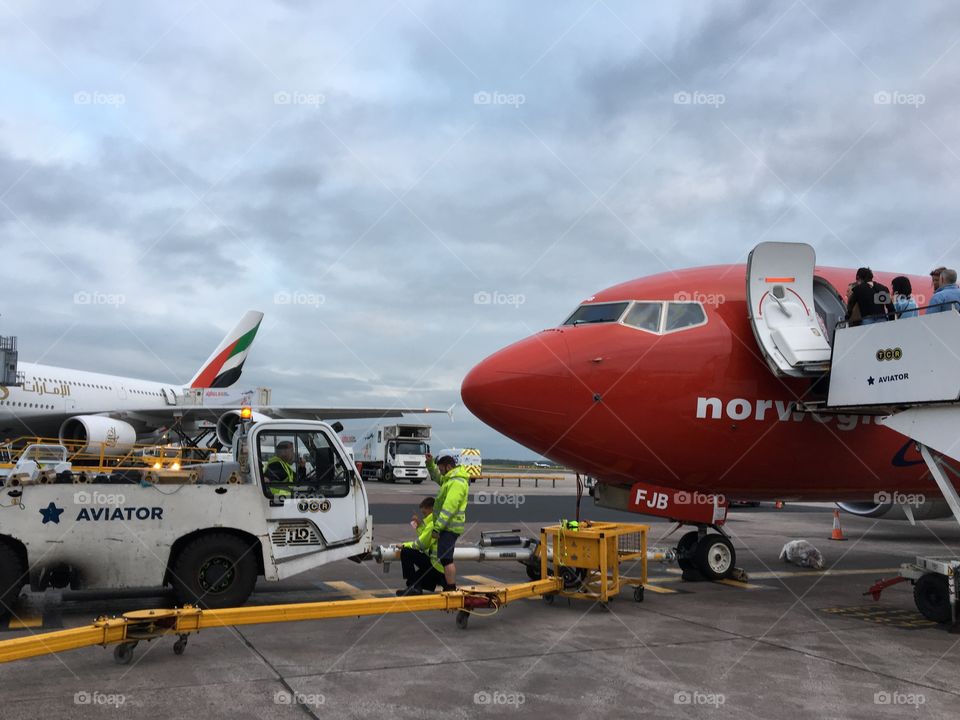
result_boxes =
[830,509,847,541]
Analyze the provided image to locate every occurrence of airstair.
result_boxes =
[748,242,960,624]
[0,334,22,387]
[748,242,960,528]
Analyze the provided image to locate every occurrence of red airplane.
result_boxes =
[461,242,950,580]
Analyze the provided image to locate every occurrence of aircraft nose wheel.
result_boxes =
[675,531,737,581]
[694,534,736,580]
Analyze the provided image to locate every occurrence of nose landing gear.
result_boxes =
[675,528,737,581]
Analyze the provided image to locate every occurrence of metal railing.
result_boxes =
[0,436,218,472]
[475,473,566,488]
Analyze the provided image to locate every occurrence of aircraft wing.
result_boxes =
[251,406,451,421]
[113,405,452,426]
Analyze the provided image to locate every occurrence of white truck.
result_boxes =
[0,418,371,613]
[354,423,431,484]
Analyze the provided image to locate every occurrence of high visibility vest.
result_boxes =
[264,455,295,496]
[432,465,469,535]
[402,514,444,572]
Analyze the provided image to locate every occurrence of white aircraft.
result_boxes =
[0,311,445,452]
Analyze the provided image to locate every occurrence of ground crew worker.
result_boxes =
[426,452,469,591]
[263,440,305,498]
[396,497,445,596]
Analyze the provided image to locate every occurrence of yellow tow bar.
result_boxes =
[0,578,563,665]
[0,521,649,666]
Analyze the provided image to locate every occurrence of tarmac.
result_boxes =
[1,478,958,719]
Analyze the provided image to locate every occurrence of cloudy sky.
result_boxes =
[1,1,957,458]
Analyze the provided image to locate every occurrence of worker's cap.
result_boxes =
[931,266,947,277]
[275,441,294,450]
[436,454,457,466]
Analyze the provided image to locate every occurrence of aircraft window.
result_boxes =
[563,302,630,326]
[664,302,707,332]
[623,302,662,332]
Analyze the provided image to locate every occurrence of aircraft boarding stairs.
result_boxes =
[797,309,960,529]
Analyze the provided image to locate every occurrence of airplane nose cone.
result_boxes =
[461,330,572,451]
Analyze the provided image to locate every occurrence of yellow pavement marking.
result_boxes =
[663,567,898,581]
[6,615,43,629]
[744,567,899,580]
[463,574,501,586]
[325,581,375,599]
[716,579,765,590]
[641,584,678,594]
[647,575,683,584]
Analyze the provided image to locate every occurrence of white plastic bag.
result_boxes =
[779,539,824,569]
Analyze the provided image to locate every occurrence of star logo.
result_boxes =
[39,502,64,525]
[867,376,875,386]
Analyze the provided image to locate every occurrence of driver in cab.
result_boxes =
[264,440,306,498]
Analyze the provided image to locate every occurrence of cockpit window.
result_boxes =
[664,302,707,332]
[563,302,630,326]
[622,302,662,332]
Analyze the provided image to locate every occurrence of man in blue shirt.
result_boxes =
[928,269,960,314]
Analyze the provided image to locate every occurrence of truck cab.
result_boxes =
[355,423,431,484]
[0,419,371,614]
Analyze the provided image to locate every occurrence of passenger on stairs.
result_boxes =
[891,276,919,319]
[927,269,960,314]
[846,268,893,325]
[930,266,947,294]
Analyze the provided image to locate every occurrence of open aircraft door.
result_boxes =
[746,242,832,378]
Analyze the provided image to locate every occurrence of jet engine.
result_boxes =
[837,499,953,521]
[59,416,137,455]
[216,409,270,446]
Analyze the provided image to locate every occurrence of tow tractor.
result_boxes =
[0,517,656,665]
[0,411,372,613]
[0,405,669,666]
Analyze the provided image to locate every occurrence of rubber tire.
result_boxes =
[455,610,470,630]
[114,642,136,665]
[676,531,700,572]
[525,562,542,581]
[170,533,258,609]
[694,533,736,581]
[914,573,952,623]
[0,542,25,618]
